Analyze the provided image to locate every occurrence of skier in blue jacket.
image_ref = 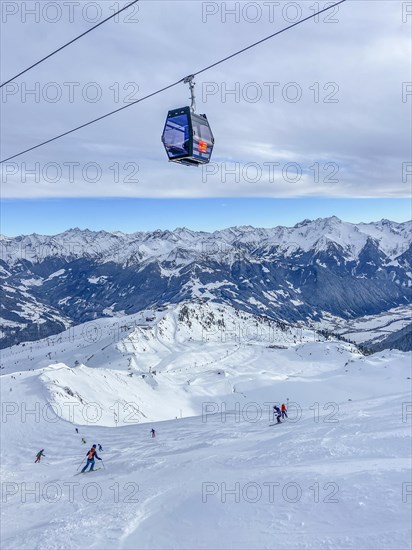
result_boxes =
[273,405,282,423]
[81,445,102,472]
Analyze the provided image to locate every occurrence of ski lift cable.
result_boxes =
[0,0,347,164]
[192,0,347,78]
[0,0,140,88]
[1,78,185,164]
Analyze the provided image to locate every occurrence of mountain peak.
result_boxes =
[293,219,313,228]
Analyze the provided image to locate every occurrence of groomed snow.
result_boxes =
[1,303,411,549]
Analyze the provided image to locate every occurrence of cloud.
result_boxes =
[1,0,411,198]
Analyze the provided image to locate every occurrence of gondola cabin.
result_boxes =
[161,106,214,167]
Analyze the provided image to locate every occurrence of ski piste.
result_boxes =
[1,308,410,548]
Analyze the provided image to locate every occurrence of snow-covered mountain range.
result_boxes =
[1,217,411,349]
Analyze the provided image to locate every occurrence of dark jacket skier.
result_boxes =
[273,406,282,423]
[35,450,45,463]
[81,445,102,473]
[98,444,103,451]
[151,429,156,438]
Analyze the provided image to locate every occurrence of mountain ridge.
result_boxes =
[1,217,411,265]
[1,217,410,350]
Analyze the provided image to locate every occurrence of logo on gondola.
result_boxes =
[198,140,208,153]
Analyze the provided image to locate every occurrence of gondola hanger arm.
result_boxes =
[183,75,196,113]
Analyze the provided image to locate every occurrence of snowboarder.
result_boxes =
[98,444,103,451]
[35,449,45,463]
[281,403,288,419]
[81,437,86,444]
[151,428,156,438]
[81,445,102,473]
[273,405,282,423]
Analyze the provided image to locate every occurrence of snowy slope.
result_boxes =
[1,302,321,423]
[1,302,411,549]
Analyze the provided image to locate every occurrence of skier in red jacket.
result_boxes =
[281,403,288,419]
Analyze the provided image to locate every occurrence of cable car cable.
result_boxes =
[0,0,346,164]
[0,0,140,88]
[1,79,184,163]
[192,0,347,78]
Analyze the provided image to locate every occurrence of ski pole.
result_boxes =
[101,459,105,469]
[76,457,86,471]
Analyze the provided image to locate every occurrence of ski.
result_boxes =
[74,468,102,476]
[269,423,282,426]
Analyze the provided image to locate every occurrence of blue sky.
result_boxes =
[1,198,410,236]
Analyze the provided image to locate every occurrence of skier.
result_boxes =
[75,428,79,433]
[81,437,86,444]
[81,444,102,473]
[281,403,288,419]
[98,444,103,451]
[35,449,45,463]
[273,405,282,424]
[151,428,156,438]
